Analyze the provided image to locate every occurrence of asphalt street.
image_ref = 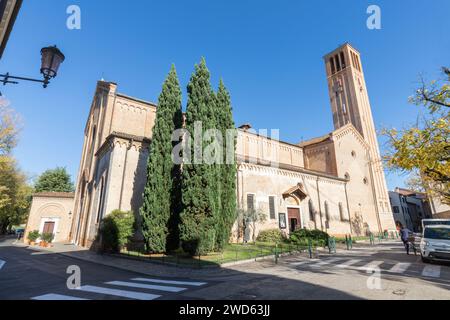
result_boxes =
[1,237,449,300]
[0,238,212,300]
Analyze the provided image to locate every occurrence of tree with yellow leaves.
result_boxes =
[383,67,449,204]
[0,99,31,233]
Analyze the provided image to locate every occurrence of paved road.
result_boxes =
[0,239,211,300]
[1,237,449,300]
[215,241,450,300]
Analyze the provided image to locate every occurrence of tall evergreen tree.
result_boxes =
[180,58,218,255]
[140,65,183,253]
[214,80,237,249]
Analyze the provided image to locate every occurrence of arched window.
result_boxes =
[308,200,315,222]
[339,202,345,221]
[340,51,346,68]
[330,58,336,74]
[335,54,341,71]
[90,125,97,156]
[96,177,106,223]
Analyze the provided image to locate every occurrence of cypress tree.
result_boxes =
[140,65,183,253]
[214,80,237,250]
[180,58,218,255]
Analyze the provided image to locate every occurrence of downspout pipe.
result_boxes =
[316,177,323,231]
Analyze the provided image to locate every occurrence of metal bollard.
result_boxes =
[308,239,313,259]
[275,244,279,264]
[328,237,336,254]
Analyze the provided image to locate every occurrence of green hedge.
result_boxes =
[257,229,286,243]
[289,229,329,247]
[181,228,216,256]
[98,210,135,253]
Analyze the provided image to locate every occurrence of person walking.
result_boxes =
[399,225,412,255]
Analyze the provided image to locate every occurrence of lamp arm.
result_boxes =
[0,73,49,87]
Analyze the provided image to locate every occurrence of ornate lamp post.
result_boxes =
[0,45,65,93]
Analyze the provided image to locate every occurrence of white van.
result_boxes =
[422,219,450,230]
[420,225,450,263]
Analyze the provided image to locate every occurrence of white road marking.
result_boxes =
[75,285,160,300]
[358,260,384,271]
[290,260,317,266]
[312,258,341,267]
[0,259,5,270]
[422,265,441,278]
[32,294,89,301]
[336,259,361,269]
[131,278,206,287]
[389,262,411,274]
[107,281,186,293]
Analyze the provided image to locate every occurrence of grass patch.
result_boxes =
[120,241,317,267]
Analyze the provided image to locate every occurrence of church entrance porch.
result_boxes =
[288,208,301,232]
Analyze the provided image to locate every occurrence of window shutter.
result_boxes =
[269,196,276,220]
[247,194,255,212]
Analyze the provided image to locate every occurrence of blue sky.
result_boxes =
[1,0,449,189]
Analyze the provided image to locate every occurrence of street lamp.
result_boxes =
[0,45,65,93]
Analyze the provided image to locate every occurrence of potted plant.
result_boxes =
[40,232,54,248]
[27,230,40,246]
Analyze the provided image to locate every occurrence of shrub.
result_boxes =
[257,229,286,243]
[289,228,329,246]
[41,232,54,243]
[28,230,40,242]
[182,228,216,256]
[98,210,135,253]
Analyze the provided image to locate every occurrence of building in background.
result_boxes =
[24,192,74,243]
[389,188,433,232]
[428,193,450,219]
[0,0,22,59]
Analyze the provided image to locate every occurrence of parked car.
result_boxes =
[420,225,450,263]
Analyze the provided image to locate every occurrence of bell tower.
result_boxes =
[324,43,395,231]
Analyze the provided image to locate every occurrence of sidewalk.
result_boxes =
[14,240,240,280]
[11,238,401,281]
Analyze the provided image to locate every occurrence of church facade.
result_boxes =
[37,43,395,248]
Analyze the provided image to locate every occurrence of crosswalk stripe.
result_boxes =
[75,285,160,300]
[312,258,341,267]
[358,260,384,271]
[422,265,441,278]
[107,281,186,293]
[336,259,361,268]
[131,278,206,287]
[389,262,411,274]
[32,294,89,301]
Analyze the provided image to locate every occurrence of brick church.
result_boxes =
[25,43,396,247]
